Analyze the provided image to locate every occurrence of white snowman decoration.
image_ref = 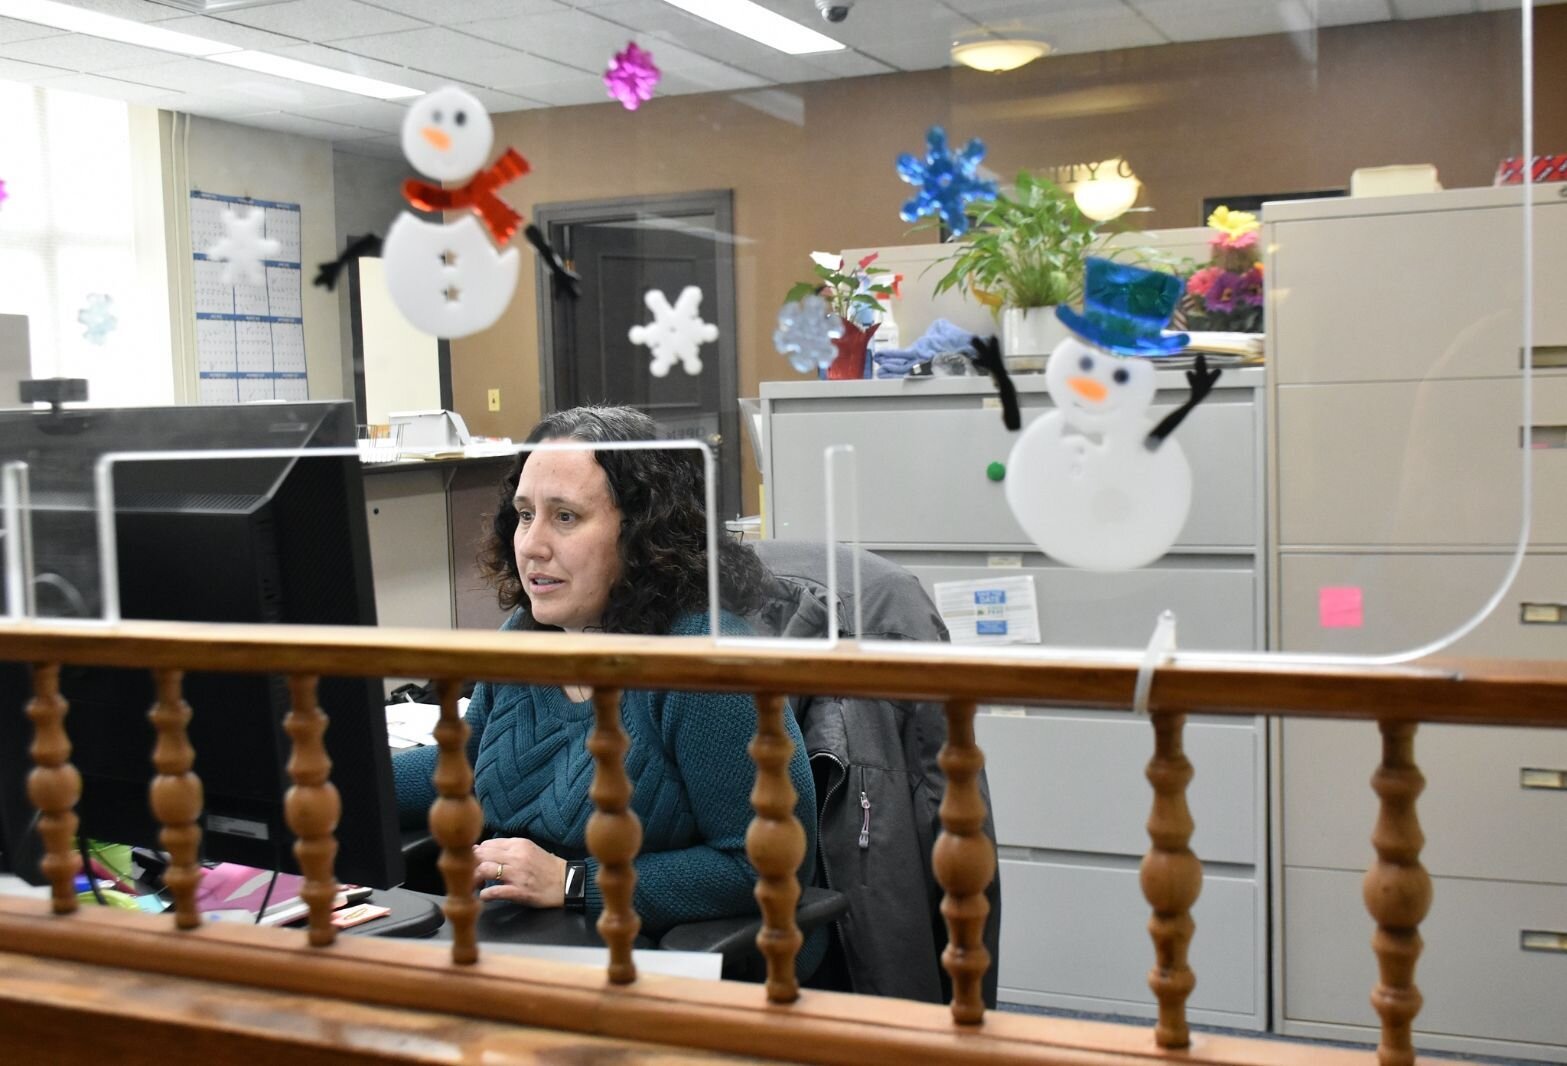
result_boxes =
[1005,258,1219,571]
[382,87,526,339]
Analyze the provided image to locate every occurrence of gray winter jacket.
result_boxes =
[748,540,1002,1006]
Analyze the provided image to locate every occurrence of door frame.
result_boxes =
[532,189,741,519]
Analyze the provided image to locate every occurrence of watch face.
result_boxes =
[565,864,582,896]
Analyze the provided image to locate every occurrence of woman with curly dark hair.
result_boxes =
[392,406,821,972]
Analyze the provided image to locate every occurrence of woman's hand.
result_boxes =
[472,838,568,907]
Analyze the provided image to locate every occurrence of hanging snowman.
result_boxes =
[313,87,579,337]
[1004,258,1221,571]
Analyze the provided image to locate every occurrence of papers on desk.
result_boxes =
[385,698,468,748]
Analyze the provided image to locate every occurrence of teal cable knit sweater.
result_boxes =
[393,610,823,971]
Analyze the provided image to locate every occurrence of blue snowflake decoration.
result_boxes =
[77,293,117,346]
[773,295,844,374]
[897,126,998,237]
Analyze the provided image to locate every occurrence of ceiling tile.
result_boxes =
[380,0,569,18]
[0,34,180,72]
[333,26,577,84]
[797,49,897,77]
[1030,10,1168,55]
[1311,0,1394,27]
[102,58,275,92]
[153,14,309,50]
[0,55,75,82]
[30,71,188,103]
[219,0,427,42]
[458,86,550,112]
[63,0,185,21]
[260,42,450,89]
[295,97,411,132]
[495,71,614,105]
[461,9,650,71]
[0,16,67,45]
[234,110,384,139]
[1130,0,1306,42]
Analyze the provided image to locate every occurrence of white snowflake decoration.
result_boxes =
[206,207,280,287]
[627,286,717,377]
[77,293,117,345]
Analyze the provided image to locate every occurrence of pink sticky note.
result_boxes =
[1319,586,1364,629]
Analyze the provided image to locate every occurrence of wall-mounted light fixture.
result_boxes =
[1070,158,1141,222]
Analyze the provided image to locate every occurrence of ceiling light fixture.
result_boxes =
[951,38,1051,73]
[2,0,239,56]
[656,0,845,55]
[1071,158,1141,222]
[210,51,422,100]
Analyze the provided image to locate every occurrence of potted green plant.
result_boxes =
[930,171,1101,367]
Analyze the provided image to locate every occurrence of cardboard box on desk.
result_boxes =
[390,409,471,456]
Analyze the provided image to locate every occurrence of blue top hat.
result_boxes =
[1055,258,1189,356]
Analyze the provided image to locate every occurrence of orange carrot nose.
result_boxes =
[421,126,452,151]
[1069,376,1108,402]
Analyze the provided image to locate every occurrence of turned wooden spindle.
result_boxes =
[586,686,642,983]
[430,677,482,964]
[148,670,203,929]
[283,674,342,947]
[26,663,81,914]
[1363,719,1432,1066]
[932,699,996,1025]
[1140,709,1203,1049]
[746,692,806,1003]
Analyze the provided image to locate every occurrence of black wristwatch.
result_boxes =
[563,859,587,911]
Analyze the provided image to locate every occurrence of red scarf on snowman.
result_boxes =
[402,147,530,247]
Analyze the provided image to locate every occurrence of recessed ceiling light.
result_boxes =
[2,0,239,56]
[656,0,846,56]
[210,51,422,100]
[951,38,1052,73]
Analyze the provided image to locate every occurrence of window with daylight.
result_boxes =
[0,83,169,405]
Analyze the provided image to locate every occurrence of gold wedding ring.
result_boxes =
[495,863,506,879]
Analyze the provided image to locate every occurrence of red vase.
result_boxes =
[826,321,879,380]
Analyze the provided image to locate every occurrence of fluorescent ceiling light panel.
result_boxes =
[210,51,422,99]
[656,0,845,55]
[0,0,239,56]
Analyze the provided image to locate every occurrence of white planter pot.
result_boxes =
[1000,306,1071,372]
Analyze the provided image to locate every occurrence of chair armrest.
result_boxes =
[656,886,847,978]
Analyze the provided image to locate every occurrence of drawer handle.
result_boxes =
[1524,345,1567,369]
[1519,602,1567,625]
[1520,767,1567,790]
[1521,930,1567,954]
[1521,425,1567,449]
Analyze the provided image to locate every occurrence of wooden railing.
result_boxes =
[3,619,1566,1065]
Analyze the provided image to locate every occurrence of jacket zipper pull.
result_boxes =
[858,790,871,849]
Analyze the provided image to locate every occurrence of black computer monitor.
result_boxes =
[0,400,404,889]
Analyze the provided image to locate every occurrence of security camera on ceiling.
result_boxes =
[815,0,854,24]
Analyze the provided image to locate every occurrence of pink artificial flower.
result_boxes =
[1236,266,1264,307]
[1186,266,1221,297]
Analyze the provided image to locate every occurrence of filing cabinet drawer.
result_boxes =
[1278,551,1567,658]
[1283,866,1567,1046]
[1277,377,1567,548]
[1271,200,1567,385]
[898,553,1258,651]
[980,712,1260,865]
[1282,718,1567,883]
[768,391,1257,549]
[999,857,1258,1018]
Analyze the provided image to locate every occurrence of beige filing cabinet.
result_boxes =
[1267,186,1567,1061]
[760,370,1270,1029]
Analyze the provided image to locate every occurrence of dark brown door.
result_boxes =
[536,192,740,521]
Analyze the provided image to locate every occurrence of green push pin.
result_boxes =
[986,461,1005,482]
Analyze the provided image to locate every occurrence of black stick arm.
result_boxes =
[312,233,382,292]
[1145,354,1222,451]
[524,223,581,299]
[969,334,1021,431]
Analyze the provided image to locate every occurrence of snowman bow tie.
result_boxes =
[403,147,531,246]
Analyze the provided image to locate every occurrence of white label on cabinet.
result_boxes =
[933,574,1040,645]
[987,553,1023,569]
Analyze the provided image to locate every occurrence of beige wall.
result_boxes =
[171,116,344,404]
[450,8,1565,511]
